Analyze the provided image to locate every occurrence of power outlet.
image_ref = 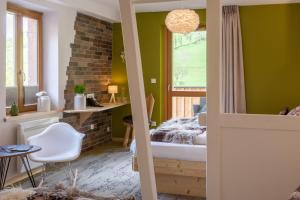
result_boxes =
[151,121,157,127]
[90,124,95,130]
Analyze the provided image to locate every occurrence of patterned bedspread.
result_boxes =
[150,117,206,145]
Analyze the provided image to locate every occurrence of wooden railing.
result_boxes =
[171,87,206,118]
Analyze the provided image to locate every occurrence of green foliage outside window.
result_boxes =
[172,31,206,88]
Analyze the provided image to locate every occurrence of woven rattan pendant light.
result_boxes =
[165,9,200,34]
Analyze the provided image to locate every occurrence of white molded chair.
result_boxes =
[27,123,85,184]
[27,122,85,163]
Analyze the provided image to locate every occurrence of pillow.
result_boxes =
[193,131,207,145]
[288,106,300,116]
[279,106,289,115]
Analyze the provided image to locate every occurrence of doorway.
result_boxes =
[165,28,207,120]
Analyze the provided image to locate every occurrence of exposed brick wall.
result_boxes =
[62,13,113,151]
[62,112,112,151]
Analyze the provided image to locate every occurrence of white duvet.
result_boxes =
[130,132,207,162]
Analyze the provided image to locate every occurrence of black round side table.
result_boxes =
[0,145,41,190]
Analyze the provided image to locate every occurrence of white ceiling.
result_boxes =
[20,0,300,22]
[135,0,206,12]
[89,0,300,18]
[89,0,300,21]
[93,0,300,13]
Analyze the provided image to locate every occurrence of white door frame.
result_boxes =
[207,0,222,200]
[119,0,222,199]
[119,1,158,199]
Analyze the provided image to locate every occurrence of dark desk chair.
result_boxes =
[122,94,155,148]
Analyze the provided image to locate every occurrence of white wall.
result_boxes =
[49,0,120,22]
[43,12,59,110]
[58,10,76,110]
[43,8,76,110]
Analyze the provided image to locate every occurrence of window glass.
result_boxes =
[172,31,206,89]
[6,13,16,87]
[6,13,17,107]
[22,17,39,105]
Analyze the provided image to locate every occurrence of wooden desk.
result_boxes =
[64,103,129,125]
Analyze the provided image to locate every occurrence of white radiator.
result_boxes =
[17,117,59,173]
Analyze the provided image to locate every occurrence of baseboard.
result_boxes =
[6,167,43,187]
[112,137,124,143]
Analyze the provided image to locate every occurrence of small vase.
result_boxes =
[74,94,86,110]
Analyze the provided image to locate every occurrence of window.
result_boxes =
[165,29,207,119]
[172,31,206,89]
[6,3,43,112]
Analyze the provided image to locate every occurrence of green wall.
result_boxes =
[111,10,206,138]
[111,23,131,139]
[112,4,300,138]
[240,4,300,114]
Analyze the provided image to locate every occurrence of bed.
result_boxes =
[131,113,207,197]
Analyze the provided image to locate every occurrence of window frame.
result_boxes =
[164,26,207,120]
[6,3,43,113]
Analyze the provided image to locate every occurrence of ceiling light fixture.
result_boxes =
[165,9,200,34]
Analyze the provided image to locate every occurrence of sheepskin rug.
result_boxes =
[0,184,135,200]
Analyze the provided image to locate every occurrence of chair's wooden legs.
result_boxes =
[123,124,131,148]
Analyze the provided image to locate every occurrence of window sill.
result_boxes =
[3,110,61,123]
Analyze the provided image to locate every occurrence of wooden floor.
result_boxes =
[18,142,204,200]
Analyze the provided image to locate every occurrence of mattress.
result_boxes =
[130,140,206,162]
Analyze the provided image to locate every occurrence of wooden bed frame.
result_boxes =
[132,156,206,197]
